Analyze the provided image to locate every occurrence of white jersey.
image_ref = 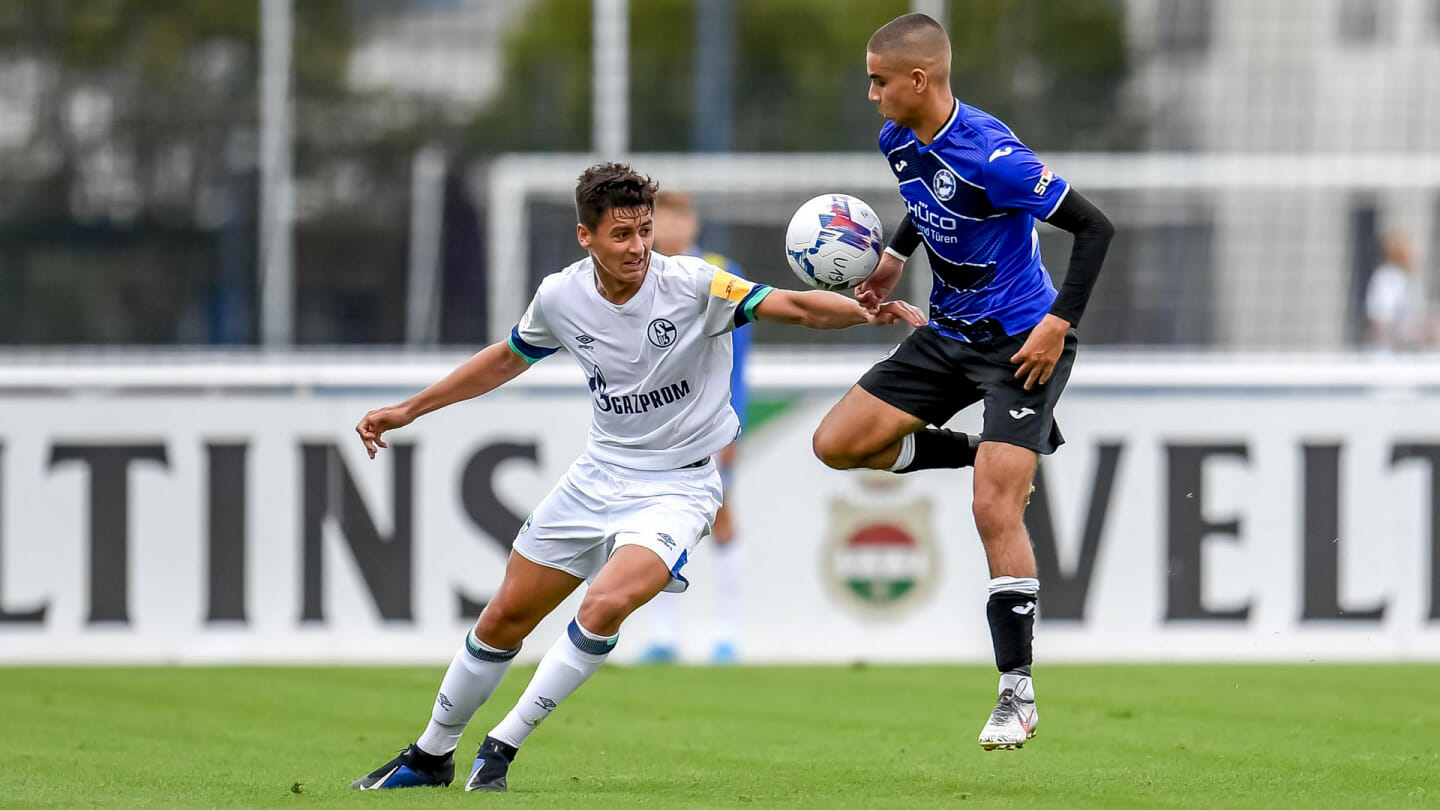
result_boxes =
[507,252,773,470]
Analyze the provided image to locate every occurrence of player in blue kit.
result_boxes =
[641,191,752,664]
[811,13,1115,750]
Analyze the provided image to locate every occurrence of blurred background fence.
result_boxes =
[2,0,1437,350]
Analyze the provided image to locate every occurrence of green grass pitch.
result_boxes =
[3,663,1435,808]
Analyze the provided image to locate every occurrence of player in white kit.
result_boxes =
[350,163,925,792]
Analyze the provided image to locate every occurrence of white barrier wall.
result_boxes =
[1,358,1439,663]
[737,390,1440,663]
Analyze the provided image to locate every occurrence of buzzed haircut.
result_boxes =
[867,13,951,71]
[575,163,659,229]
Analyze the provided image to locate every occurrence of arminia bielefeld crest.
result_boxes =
[821,497,938,619]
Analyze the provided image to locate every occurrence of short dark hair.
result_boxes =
[867,12,947,56]
[574,163,658,229]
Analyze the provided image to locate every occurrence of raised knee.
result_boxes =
[812,426,859,470]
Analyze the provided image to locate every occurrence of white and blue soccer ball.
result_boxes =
[784,193,885,291]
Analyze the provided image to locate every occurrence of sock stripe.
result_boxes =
[987,576,1040,597]
[465,630,520,662]
[888,433,917,472]
[567,619,618,656]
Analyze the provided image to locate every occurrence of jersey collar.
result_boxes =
[587,252,657,313]
[916,98,961,154]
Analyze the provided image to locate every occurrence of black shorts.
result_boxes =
[858,325,1078,455]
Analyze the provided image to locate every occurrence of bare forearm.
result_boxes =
[755,288,922,329]
[789,290,872,329]
[399,341,529,419]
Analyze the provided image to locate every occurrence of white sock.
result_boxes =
[887,433,916,472]
[415,628,520,756]
[999,671,1035,701]
[988,575,1040,597]
[713,540,744,645]
[488,619,616,749]
[648,592,682,649]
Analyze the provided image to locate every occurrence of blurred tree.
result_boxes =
[0,0,356,226]
[0,0,1135,345]
[946,0,1135,150]
[468,0,1133,154]
[462,0,592,152]
[0,1,420,345]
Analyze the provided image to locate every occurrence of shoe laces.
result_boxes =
[989,689,1019,724]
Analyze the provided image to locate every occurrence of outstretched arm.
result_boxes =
[754,288,926,329]
[356,341,532,457]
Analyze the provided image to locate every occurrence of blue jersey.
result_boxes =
[880,101,1070,343]
[702,251,751,428]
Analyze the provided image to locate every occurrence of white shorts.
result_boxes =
[512,454,723,593]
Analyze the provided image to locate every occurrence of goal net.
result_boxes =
[485,151,1440,351]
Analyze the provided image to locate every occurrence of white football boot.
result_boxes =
[978,675,1037,750]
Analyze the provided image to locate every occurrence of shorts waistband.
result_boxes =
[581,453,716,482]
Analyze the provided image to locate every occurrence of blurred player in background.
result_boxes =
[1366,233,1429,352]
[640,191,749,665]
[350,163,926,792]
[811,14,1115,750]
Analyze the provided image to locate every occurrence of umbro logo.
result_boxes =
[575,334,596,349]
[656,532,676,549]
[1012,602,1036,615]
[535,696,557,711]
[1009,407,1036,420]
[988,146,1015,163]
[436,692,454,711]
[893,160,907,172]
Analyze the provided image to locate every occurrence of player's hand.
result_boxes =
[854,251,904,312]
[866,299,927,328]
[356,405,414,459]
[1010,314,1070,390]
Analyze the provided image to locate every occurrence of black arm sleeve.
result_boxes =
[887,214,923,258]
[1043,188,1115,327]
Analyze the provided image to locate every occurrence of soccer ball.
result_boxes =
[784,193,885,291]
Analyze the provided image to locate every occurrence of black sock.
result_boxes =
[893,428,978,473]
[986,591,1037,673]
[482,736,519,761]
[408,743,452,767]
